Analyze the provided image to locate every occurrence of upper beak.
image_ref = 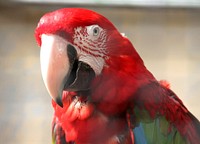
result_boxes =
[40,34,71,107]
[40,34,95,107]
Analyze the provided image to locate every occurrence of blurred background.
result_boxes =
[0,1,200,144]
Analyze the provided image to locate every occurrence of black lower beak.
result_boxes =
[57,44,95,107]
[64,44,95,91]
[64,61,95,91]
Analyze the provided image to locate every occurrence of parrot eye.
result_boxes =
[93,27,99,36]
[86,25,102,38]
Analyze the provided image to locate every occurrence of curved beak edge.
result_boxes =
[40,34,71,107]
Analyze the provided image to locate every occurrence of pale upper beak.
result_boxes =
[40,34,71,107]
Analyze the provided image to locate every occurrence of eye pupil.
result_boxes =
[94,29,97,33]
[93,27,99,36]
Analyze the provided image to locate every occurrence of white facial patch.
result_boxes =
[73,25,108,75]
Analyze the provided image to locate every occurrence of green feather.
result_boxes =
[134,108,187,144]
[134,106,153,124]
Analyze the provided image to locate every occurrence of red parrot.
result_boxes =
[35,8,200,144]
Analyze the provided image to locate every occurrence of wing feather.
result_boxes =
[130,81,200,144]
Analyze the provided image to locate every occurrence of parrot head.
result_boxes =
[35,8,147,108]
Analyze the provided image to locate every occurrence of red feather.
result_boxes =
[35,8,200,144]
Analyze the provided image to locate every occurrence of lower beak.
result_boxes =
[40,34,95,107]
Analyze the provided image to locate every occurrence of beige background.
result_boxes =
[0,4,200,144]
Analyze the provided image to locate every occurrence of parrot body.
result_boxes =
[35,8,200,144]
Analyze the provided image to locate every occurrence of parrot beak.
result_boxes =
[40,34,95,107]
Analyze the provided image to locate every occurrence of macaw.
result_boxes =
[35,8,200,144]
